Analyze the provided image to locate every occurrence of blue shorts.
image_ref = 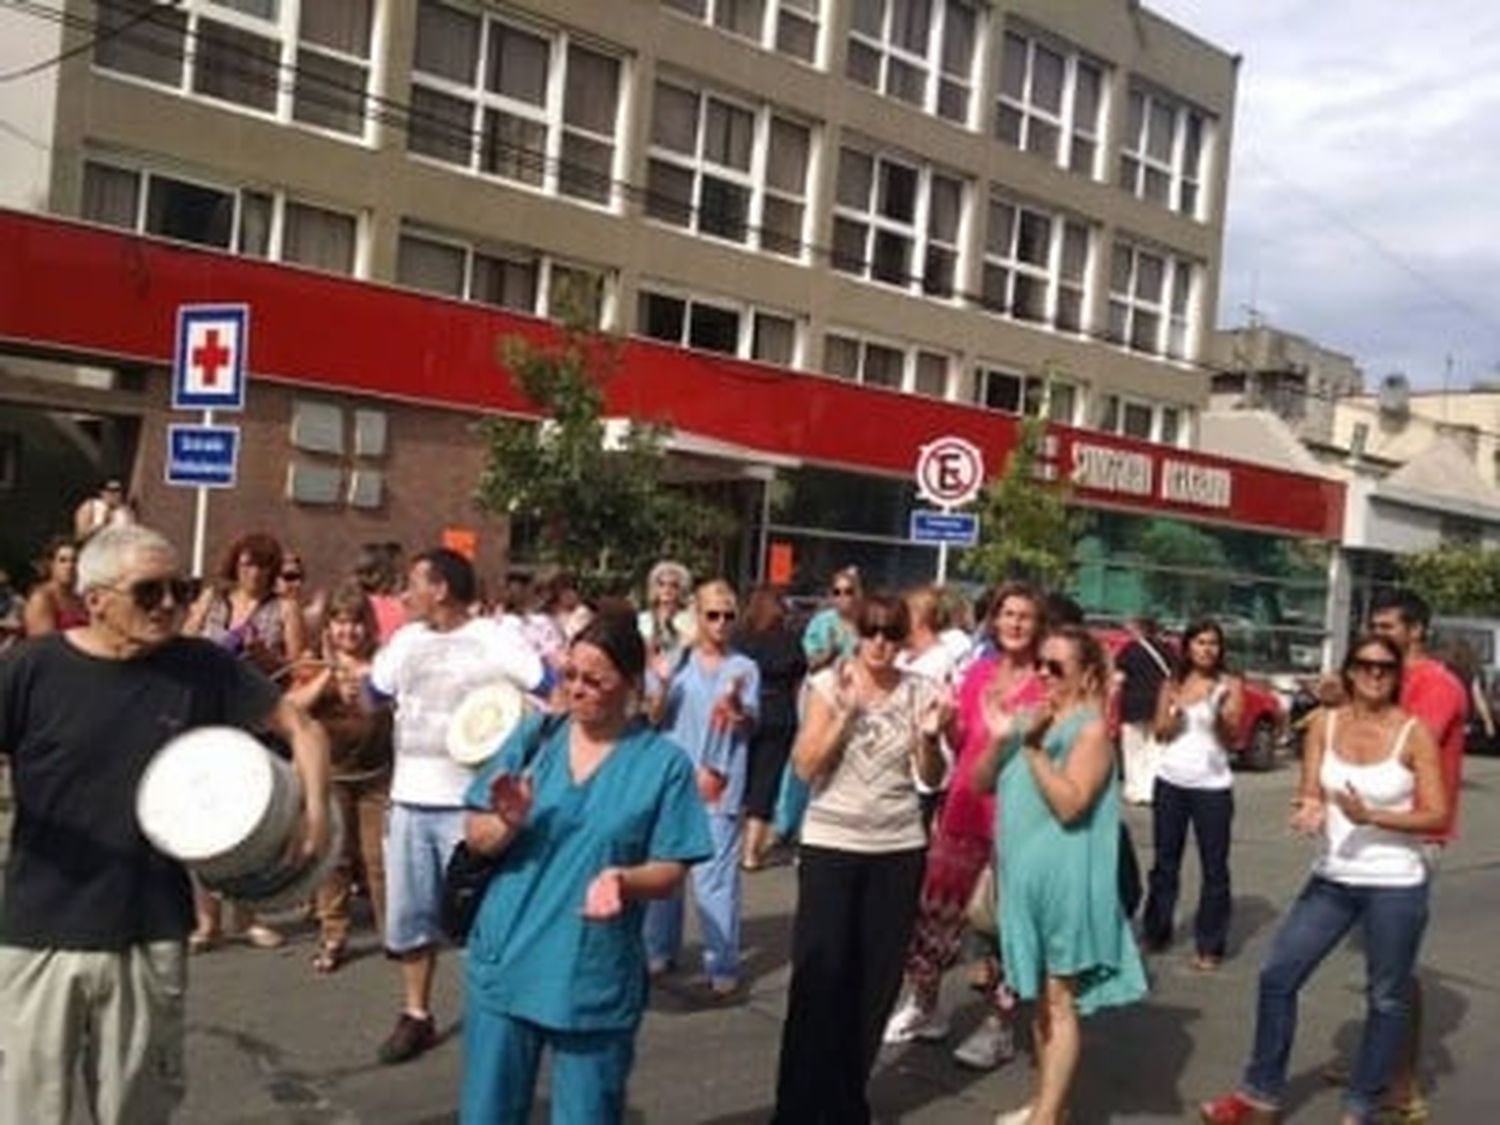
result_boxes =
[384,803,466,955]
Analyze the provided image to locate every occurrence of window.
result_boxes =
[833,144,966,296]
[823,331,951,398]
[94,0,374,139]
[981,197,1090,332]
[636,288,802,365]
[409,3,624,207]
[1108,242,1196,359]
[645,81,812,259]
[975,367,1076,423]
[846,0,978,124]
[995,28,1104,177]
[662,0,822,64]
[396,228,610,328]
[1120,86,1208,217]
[1094,394,1191,446]
[81,159,360,275]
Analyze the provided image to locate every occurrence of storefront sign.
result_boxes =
[1069,443,1234,511]
[1161,460,1232,509]
[1070,443,1153,498]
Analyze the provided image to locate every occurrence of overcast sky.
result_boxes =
[1145,1,1500,389]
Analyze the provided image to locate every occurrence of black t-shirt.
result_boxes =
[1116,636,1177,723]
[0,634,280,949]
[737,626,808,731]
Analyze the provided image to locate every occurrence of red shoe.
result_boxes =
[1200,1092,1278,1124]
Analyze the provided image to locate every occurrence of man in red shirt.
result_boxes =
[1368,588,1467,1116]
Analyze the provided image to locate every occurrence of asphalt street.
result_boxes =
[6,755,1499,1123]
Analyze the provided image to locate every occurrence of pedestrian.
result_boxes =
[458,609,711,1124]
[735,585,806,871]
[285,580,393,974]
[1200,634,1446,1125]
[1142,617,1245,970]
[72,476,136,543]
[1116,615,1177,804]
[368,547,549,1064]
[895,585,959,831]
[22,535,87,636]
[772,592,948,1124]
[973,624,1148,1125]
[353,542,406,644]
[0,525,330,1125]
[642,579,760,997]
[885,582,1045,1071]
[637,559,696,660]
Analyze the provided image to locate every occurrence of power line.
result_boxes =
[0,0,180,82]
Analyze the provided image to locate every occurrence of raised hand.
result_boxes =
[1288,795,1325,837]
[980,686,1018,745]
[696,766,728,806]
[489,770,535,829]
[582,868,625,920]
[834,659,859,713]
[1332,782,1373,826]
[919,687,953,740]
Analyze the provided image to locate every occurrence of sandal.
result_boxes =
[312,941,346,974]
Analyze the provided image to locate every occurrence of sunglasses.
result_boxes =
[704,609,737,623]
[1040,658,1069,679]
[280,571,304,582]
[112,576,193,612]
[563,667,618,693]
[1351,658,1399,676]
[832,586,856,597]
[859,622,906,643]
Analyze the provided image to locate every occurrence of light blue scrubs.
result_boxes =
[460,715,711,1125]
[642,650,760,986]
[773,610,859,838]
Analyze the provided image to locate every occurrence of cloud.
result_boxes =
[1146,1,1500,386]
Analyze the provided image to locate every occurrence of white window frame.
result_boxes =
[644,79,812,261]
[635,284,804,367]
[994,26,1104,178]
[661,0,823,66]
[824,329,952,399]
[1093,392,1192,448]
[832,142,967,299]
[395,225,615,328]
[81,156,365,275]
[981,195,1091,334]
[407,3,625,211]
[1108,241,1197,361]
[975,367,1077,423]
[1119,85,1208,218]
[846,0,979,126]
[92,0,376,143]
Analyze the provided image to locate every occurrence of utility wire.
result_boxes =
[0,0,180,82]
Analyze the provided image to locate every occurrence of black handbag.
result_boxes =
[440,714,560,945]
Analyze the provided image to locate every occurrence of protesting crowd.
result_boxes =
[0,516,1468,1125]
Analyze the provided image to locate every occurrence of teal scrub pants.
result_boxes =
[459,1008,635,1124]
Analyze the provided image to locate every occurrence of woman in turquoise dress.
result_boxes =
[460,609,712,1124]
[973,624,1147,1125]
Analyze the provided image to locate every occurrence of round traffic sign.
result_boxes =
[915,436,984,507]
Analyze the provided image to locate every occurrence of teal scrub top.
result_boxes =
[802,608,856,666]
[464,715,712,1033]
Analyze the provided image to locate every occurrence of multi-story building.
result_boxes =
[1209,323,1364,445]
[0,0,1345,668]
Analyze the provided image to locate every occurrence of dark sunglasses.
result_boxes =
[280,570,304,582]
[1351,658,1399,676]
[859,622,906,643]
[563,667,617,693]
[1040,658,1069,679]
[704,609,737,623]
[832,586,856,597]
[113,577,193,612]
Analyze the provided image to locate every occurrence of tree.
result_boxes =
[474,325,735,591]
[962,415,1080,589]
[1399,544,1500,616]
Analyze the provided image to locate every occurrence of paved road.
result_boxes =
[12,756,1499,1122]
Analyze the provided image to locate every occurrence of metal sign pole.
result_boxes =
[191,407,213,578]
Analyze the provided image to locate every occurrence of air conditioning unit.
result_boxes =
[1377,373,1410,419]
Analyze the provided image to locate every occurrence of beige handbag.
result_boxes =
[965,862,999,937]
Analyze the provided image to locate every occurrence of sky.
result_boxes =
[1145,0,1500,389]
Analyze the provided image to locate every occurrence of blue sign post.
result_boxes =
[166,425,240,489]
[910,509,980,547]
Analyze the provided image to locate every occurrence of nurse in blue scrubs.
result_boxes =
[459,609,712,1125]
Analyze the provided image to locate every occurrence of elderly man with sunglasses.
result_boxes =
[0,525,330,1125]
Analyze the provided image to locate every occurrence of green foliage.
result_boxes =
[1399,544,1500,616]
[474,327,735,590]
[962,415,1080,589]
[1134,518,1230,618]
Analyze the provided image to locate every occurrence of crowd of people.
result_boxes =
[0,515,1470,1125]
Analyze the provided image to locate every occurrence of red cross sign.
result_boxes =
[172,305,249,411]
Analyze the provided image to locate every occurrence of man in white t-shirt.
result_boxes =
[368,548,547,1065]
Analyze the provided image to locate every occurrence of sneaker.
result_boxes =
[1199,1092,1278,1123]
[953,1014,1016,1070]
[883,993,949,1044]
[377,1012,436,1065]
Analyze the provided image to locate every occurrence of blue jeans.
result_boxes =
[1143,779,1233,957]
[1243,876,1429,1120]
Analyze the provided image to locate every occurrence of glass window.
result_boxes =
[193,20,279,112]
[94,0,188,86]
[1120,85,1210,218]
[823,333,861,379]
[834,144,965,297]
[977,368,1021,413]
[472,250,538,311]
[1109,240,1194,359]
[983,194,1090,333]
[145,175,235,248]
[995,28,1104,178]
[282,202,356,274]
[689,302,742,353]
[81,162,141,229]
[753,311,797,366]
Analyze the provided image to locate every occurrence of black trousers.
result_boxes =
[772,844,926,1125]
[1143,777,1234,957]
[744,722,796,821]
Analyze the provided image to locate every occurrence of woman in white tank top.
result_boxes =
[1201,635,1448,1125]
[1142,618,1244,970]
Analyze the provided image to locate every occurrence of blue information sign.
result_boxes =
[910,509,979,546]
[165,424,240,489]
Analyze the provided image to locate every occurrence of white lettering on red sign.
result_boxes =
[1069,443,1153,497]
[1161,460,1232,509]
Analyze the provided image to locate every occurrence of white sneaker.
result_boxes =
[882,993,950,1044]
[953,1014,1016,1070]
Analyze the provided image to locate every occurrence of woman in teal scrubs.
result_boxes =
[460,609,712,1124]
